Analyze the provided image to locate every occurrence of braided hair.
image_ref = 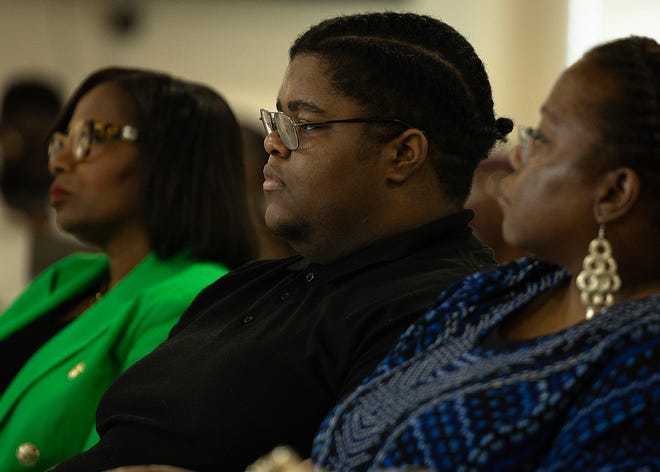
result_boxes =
[290,12,512,205]
[582,36,660,207]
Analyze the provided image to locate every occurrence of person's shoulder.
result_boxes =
[603,294,660,340]
[157,256,230,283]
[135,259,226,299]
[627,293,660,314]
[406,258,560,331]
[553,330,659,455]
[446,257,557,293]
[49,251,107,265]
[235,254,303,271]
[34,252,108,278]
[1,253,107,311]
[214,254,303,281]
[140,255,302,300]
[603,298,660,367]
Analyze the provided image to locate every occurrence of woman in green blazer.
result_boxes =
[0,67,255,471]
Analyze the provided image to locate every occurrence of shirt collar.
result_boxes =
[287,210,476,283]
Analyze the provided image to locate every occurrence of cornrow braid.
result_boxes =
[290,12,512,205]
[583,36,660,207]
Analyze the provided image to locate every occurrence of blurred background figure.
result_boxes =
[466,151,528,263]
[0,67,255,472]
[0,79,90,307]
[0,80,60,220]
[241,124,294,259]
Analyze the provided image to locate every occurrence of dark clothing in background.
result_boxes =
[54,210,496,472]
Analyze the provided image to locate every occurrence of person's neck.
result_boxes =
[498,281,584,342]
[501,265,660,343]
[294,203,459,265]
[100,230,151,290]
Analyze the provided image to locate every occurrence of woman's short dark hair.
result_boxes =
[581,36,660,204]
[53,67,255,268]
[290,12,513,205]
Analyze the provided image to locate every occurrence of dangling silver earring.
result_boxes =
[576,224,622,319]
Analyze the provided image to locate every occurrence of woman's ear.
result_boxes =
[383,129,428,184]
[594,167,641,223]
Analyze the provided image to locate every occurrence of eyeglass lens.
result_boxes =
[48,134,65,161]
[273,113,297,149]
[48,122,92,162]
[260,109,298,150]
[517,127,532,163]
[260,109,273,134]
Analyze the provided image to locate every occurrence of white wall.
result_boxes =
[568,0,660,65]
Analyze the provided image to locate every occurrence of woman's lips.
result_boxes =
[49,185,70,205]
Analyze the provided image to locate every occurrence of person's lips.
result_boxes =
[49,184,70,205]
[263,164,285,191]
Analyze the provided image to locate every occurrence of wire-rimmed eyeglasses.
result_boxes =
[259,108,415,150]
[48,120,139,163]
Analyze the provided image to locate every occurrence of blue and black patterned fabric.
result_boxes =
[313,258,660,471]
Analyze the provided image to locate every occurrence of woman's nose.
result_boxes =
[48,149,75,176]
[508,144,524,171]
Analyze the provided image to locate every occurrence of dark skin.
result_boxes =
[104,54,459,472]
[241,126,295,259]
[465,154,529,263]
[497,57,660,341]
[263,54,456,264]
[48,82,149,323]
[200,53,660,472]
[99,56,660,472]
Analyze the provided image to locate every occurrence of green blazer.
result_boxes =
[0,252,228,471]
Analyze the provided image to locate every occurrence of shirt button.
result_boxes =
[242,315,255,324]
[305,272,315,282]
[67,362,86,380]
[280,292,290,301]
[16,442,40,467]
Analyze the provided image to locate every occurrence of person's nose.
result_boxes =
[48,148,75,176]
[264,130,292,160]
[508,144,524,171]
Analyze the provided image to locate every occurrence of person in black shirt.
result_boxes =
[53,11,513,472]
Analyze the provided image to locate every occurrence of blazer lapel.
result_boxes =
[0,252,192,424]
[0,256,108,423]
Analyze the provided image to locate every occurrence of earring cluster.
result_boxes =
[576,224,621,320]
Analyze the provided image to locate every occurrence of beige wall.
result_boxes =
[0,0,657,304]
[0,0,569,131]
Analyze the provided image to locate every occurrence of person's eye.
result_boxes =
[531,129,549,145]
[297,122,325,132]
[90,131,106,143]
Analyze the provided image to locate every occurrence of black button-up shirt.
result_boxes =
[55,210,496,472]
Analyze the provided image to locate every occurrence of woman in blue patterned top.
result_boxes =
[306,36,660,471]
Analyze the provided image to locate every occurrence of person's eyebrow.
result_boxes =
[276,98,325,115]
